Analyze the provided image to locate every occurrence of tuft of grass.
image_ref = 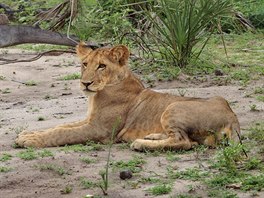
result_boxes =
[0,153,12,162]
[244,157,263,170]
[80,177,98,189]
[241,174,264,191]
[80,157,96,164]
[10,126,28,134]
[59,73,81,80]
[36,164,69,175]
[254,87,264,94]
[17,148,38,160]
[231,69,250,84]
[168,167,209,181]
[111,155,146,173]
[38,149,54,158]
[138,177,161,184]
[206,172,241,188]
[247,122,264,143]
[0,166,12,173]
[147,184,172,196]
[249,104,259,111]
[211,142,247,173]
[61,143,102,153]
[25,80,37,86]
[166,152,181,162]
[207,189,238,198]
[256,95,264,102]
[0,75,6,80]
[86,141,103,151]
[60,185,73,194]
[1,88,11,94]
[172,194,201,198]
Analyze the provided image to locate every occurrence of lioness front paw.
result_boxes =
[15,132,46,148]
[130,139,145,151]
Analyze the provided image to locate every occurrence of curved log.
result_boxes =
[0,25,79,48]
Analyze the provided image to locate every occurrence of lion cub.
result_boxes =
[16,43,240,151]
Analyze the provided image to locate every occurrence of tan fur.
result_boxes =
[16,43,240,150]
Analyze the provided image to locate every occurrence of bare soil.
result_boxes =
[0,49,263,198]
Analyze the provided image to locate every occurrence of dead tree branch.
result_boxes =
[0,49,75,65]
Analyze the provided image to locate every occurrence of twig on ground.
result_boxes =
[0,49,75,65]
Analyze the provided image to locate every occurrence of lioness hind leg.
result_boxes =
[131,136,195,151]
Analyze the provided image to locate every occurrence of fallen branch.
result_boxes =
[0,25,79,48]
[0,49,75,65]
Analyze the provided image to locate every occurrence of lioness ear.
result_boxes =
[76,42,93,59]
[109,45,129,66]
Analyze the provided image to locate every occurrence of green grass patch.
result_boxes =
[111,155,146,173]
[38,149,54,157]
[0,75,6,80]
[138,177,161,184]
[59,73,81,81]
[147,184,172,196]
[256,95,264,102]
[168,167,209,181]
[61,142,103,153]
[0,153,12,162]
[25,80,37,86]
[1,88,11,94]
[60,185,73,194]
[211,143,247,172]
[207,189,238,198]
[231,69,250,84]
[80,177,98,189]
[0,166,12,173]
[17,148,38,160]
[206,172,242,188]
[36,163,69,175]
[241,174,264,191]
[247,122,264,143]
[254,87,264,94]
[80,157,96,164]
[166,152,181,162]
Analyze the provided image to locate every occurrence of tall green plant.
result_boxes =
[145,0,233,67]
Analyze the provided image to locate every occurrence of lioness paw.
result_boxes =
[130,139,145,151]
[15,133,45,148]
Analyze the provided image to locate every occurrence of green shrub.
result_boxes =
[143,0,233,67]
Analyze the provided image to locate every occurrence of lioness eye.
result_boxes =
[97,64,106,70]
[82,62,88,68]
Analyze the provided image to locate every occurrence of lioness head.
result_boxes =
[76,42,130,95]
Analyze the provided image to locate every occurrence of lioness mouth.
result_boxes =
[83,88,96,93]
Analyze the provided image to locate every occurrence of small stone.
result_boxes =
[119,170,133,180]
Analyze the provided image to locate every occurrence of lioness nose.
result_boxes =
[82,81,93,87]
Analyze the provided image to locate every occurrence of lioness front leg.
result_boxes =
[57,119,89,128]
[15,123,103,148]
[18,119,89,137]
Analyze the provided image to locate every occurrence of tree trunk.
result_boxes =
[0,25,79,48]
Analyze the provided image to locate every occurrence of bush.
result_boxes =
[143,0,233,67]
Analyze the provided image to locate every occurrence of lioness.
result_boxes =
[15,43,240,151]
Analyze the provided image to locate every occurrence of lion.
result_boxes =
[15,43,240,151]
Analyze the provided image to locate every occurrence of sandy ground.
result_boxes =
[0,49,263,198]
